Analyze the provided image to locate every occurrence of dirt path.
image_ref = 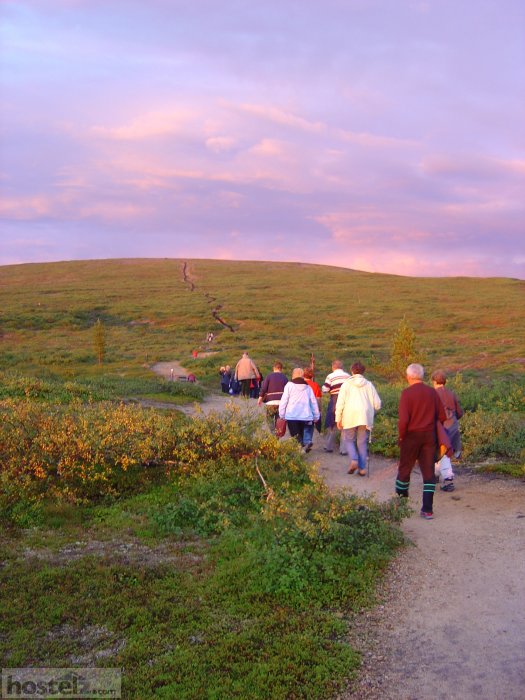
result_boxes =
[150,363,525,699]
[313,446,525,700]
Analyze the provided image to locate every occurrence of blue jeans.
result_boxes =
[342,426,369,470]
[288,420,314,447]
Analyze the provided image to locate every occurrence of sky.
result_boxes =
[1,0,524,278]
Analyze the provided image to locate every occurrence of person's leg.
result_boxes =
[418,432,437,514]
[356,425,369,473]
[396,433,417,497]
[266,405,279,432]
[324,427,336,451]
[287,420,302,444]
[241,379,250,397]
[303,422,314,449]
[343,428,358,471]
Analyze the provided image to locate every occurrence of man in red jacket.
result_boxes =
[396,363,446,520]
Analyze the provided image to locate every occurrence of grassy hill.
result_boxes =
[1,258,524,382]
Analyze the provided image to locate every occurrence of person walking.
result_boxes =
[396,363,447,520]
[279,368,320,452]
[258,361,288,432]
[303,366,322,434]
[219,365,232,394]
[431,369,464,491]
[322,360,350,453]
[234,352,261,398]
[335,361,381,476]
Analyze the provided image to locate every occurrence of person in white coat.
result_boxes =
[279,368,320,452]
[335,361,381,476]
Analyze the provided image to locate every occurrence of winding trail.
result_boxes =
[151,362,525,700]
[181,261,235,332]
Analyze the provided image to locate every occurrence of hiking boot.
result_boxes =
[420,510,434,520]
[304,442,313,453]
[348,460,358,474]
[441,480,455,492]
[323,447,333,453]
[358,469,367,477]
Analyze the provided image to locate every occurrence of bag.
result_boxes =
[436,420,452,459]
[275,417,287,439]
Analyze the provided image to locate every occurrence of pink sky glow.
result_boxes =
[1,0,524,278]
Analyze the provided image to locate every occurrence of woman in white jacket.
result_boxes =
[279,368,320,452]
[335,361,381,475]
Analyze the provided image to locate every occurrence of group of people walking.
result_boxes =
[221,352,463,520]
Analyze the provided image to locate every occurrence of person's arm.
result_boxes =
[372,384,381,412]
[454,393,464,419]
[279,384,289,418]
[309,387,320,422]
[335,384,345,429]
[398,392,409,441]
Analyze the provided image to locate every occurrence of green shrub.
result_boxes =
[460,410,525,461]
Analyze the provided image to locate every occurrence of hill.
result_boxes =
[1,258,523,381]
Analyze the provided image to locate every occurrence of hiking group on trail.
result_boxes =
[219,352,463,520]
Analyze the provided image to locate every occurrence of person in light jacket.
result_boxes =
[234,351,261,398]
[335,361,381,476]
[279,368,320,452]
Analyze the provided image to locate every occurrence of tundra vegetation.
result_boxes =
[0,259,523,698]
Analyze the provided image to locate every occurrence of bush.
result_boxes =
[460,410,525,461]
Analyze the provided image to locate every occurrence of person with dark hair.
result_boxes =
[335,361,381,476]
[396,363,447,520]
[431,369,464,491]
[322,360,350,453]
[258,361,288,432]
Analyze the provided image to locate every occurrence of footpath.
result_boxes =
[150,365,525,700]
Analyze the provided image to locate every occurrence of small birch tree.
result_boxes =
[93,318,106,365]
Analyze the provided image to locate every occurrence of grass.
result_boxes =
[1,259,524,390]
[0,257,523,697]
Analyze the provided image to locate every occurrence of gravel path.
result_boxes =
[150,365,525,699]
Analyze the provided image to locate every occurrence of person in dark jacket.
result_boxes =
[396,363,446,520]
[258,361,288,432]
[219,365,232,393]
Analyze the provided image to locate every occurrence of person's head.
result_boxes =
[220,366,225,373]
[332,359,343,370]
[351,361,365,375]
[406,363,424,381]
[431,369,447,386]
[273,361,283,372]
[225,365,230,371]
[242,351,249,357]
[292,367,304,380]
[303,367,314,380]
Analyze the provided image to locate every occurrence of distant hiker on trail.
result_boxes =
[322,360,350,453]
[303,366,322,434]
[207,332,215,343]
[219,365,232,394]
[396,363,447,520]
[432,369,464,492]
[258,361,288,432]
[279,368,320,453]
[336,361,381,476]
[234,352,261,398]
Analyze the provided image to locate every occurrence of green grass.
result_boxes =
[0,257,523,697]
[1,259,524,389]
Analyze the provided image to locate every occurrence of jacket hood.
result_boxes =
[348,374,368,388]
